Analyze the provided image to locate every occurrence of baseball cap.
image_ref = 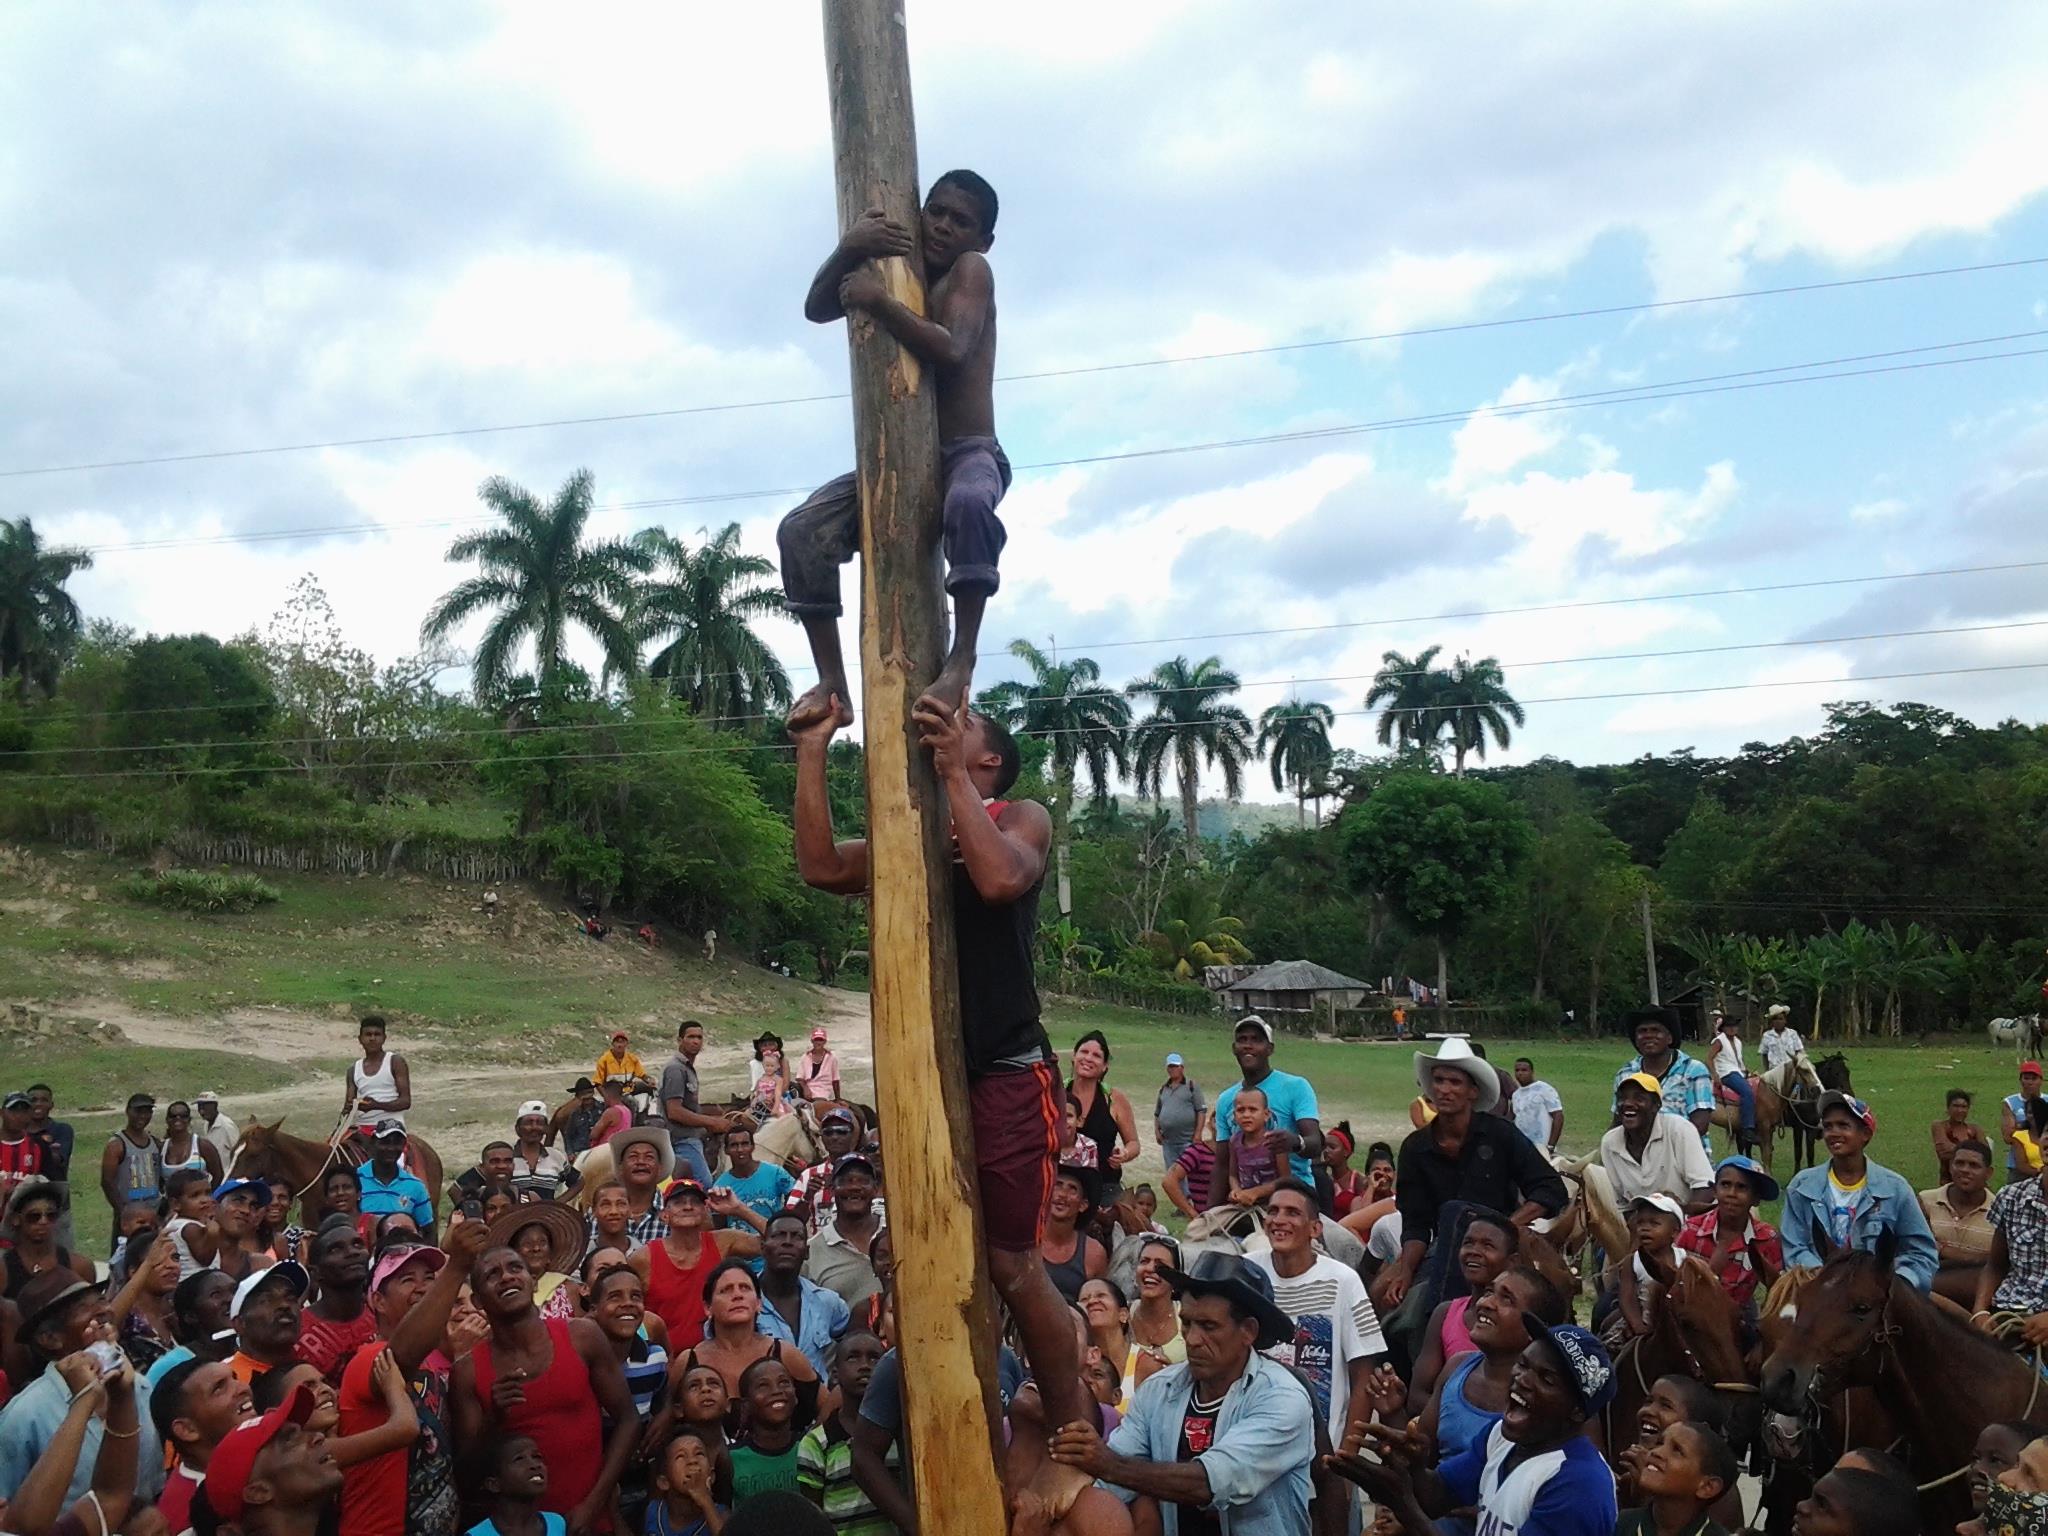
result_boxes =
[1233,1015,1274,1042]
[1714,1153,1781,1203]
[195,1090,220,1104]
[370,1245,447,1296]
[2024,1061,2043,1078]
[1522,1315,1616,1414]
[811,1028,829,1042]
[126,1093,155,1111]
[202,1381,319,1520]
[370,1117,407,1140]
[515,1100,549,1121]
[230,1260,309,1320]
[821,1107,858,1129]
[2,1091,29,1110]
[213,1178,270,1207]
[1616,1071,1663,1098]
[1624,1192,1685,1222]
[831,1152,877,1181]
[610,1030,628,1041]
[662,1178,708,1205]
[1165,1053,1184,1067]
[1816,1091,1877,1134]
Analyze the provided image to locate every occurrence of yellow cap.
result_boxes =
[1617,1071,1662,1097]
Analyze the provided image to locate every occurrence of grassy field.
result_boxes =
[0,843,2023,1221]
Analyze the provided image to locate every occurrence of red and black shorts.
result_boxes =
[969,1061,1061,1251]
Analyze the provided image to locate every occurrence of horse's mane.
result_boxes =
[1815,1248,2027,1373]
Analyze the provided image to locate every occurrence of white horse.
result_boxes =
[1990,1016,2045,1061]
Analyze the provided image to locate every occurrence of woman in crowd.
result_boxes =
[156,1101,224,1188]
[109,1224,182,1370]
[1126,1236,1185,1393]
[481,1184,518,1226]
[0,1180,95,1295]
[671,1260,820,1422]
[858,1227,895,1346]
[1077,1278,1133,1412]
[1066,1031,1139,1204]
[1325,1124,1369,1220]
[1405,1210,1518,1414]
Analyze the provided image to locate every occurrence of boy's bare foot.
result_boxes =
[925,652,975,716]
[788,683,853,732]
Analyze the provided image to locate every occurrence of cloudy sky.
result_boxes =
[8,3,2048,798]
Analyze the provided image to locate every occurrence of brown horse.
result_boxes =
[1760,1228,2047,1533]
[1710,1053,1824,1168]
[1602,1250,1758,1470]
[231,1118,445,1227]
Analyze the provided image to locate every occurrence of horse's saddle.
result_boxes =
[1715,1073,1763,1105]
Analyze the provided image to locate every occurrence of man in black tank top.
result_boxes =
[792,690,1092,1482]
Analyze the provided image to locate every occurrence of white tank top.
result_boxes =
[351,1054,402,1128]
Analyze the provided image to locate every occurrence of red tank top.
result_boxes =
[646,1230,721,1345]
[471,1318,605,1524]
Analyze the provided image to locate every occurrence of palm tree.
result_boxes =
[1140,883,1253,979]
[979,640,1130,914]
[1438,654,1525,774]
[1127,655,1257,863]
[421,470,651,701]
[1257,699,1335,825]
[631,523,791,727]
[1783,933,1844,1040]
[0,517,94,701]
[1363,646,1451,760]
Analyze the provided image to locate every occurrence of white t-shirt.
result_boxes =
[1368,1209,1403,1265]
[1249,1250,1386,1441]
[1709,1032,1745,1076]
[1760,1026,1803,1072]
[1511,1080,1564,1147]
[162,1218,218,1281]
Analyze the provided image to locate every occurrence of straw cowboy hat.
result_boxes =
[486,1199,589,1277]
[1414,1036,1500,1113]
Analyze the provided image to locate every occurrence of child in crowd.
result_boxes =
[649,1431,728,1536]
[1219,1086,1280,1207]
[796,1332,890,1531]
[1611,1195,1684,1346]
[747,1050,791,1120]
[468,1435,564,1536]
[252,1352,419,1468]
[676,1361,736,1479]
[729,1356,802,1503]
[1062,1095,1100,1172]
[1620,1376,1743,1530]
[1616,1420,1740,1535]
[1130,1184,1169,1236]
[1969,1420,2035,1520]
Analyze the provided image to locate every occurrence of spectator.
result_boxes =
[1757,1004,1803,1074]
[98,1095,162,1252]
[509,1103,577,1203]
[1213,1088,1281,1211]
[1160,1126,1217,1224]
[650,1429,727,1536]
[109,1226,182,1371]
[1154,1055,1204,1177]
[355,1122,435,1241]
[0,1094,47,1213]
[1600,1075,1715,1215]
[661,1022,746,1188]
[0,1269,166,1508]
[714,1126,797,1260]
[1127,1238,1184,1396]
[1048,1252,1316,1535]
[1790,1467,1920,1536]
[451,1144,519,1206]
[1703,1012,1755,1149]
[787,1112,864,1236]
[1321,1126,1367,1221]
[199,1379,346,1536]
[1782,1093,1937,1290]
[641,1181,763,1344]
[1214,1017,1322,1189]
[228,1262,310,1382]
[158,1100,226,1189]
[298,1219,377,1377]
[796,1330,888,1533]
[609,1128,677,1249]
[589,1080,633,1151]
[757,1213,850,1381]
[1612,1009,1715,1147]
[559,1079,604,1161]
[596,1032,649,1094]
[1250,1180,1384,1451]
[168,1174,278,1283]
[343,1015,412,1132]
[22,1087,75,1252]
[195,1091,241,1164]
[1039,1168,1107,1306]
[581,1263,665,1530]
[1933,1088,1985,1185]
[2,1180,95,1295]
[805,1158,885,1312]
[799,1029,843,1105]
[1380,1039,1565,1314]
[679,1260,822,1409]
[1509,1059,1564,1154]
[1069,1032,1140,1206]
[1921,1137,1995,1308]
[729,1354,805,1504]
[1403,1211,1518,1416]
[0,1347,144,1536]
[1675,1156,1783,1330]
[151,1356,257,1531]
[1615,1419,1739,1536]
[1467,1042,1518,1123]
[491,1203,590,1322]
[141,1268,238,1390]
[852,1343,1026,1535]
[1975,1105,2048,1328]
[585,1181,637,1264]
[469,1434,562,1536]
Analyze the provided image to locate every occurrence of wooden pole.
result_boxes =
[820,2,1009,1528]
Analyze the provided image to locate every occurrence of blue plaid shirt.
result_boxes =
[1614,1051,1716,1146]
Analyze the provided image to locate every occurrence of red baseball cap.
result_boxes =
[202,1382,319,1520]
[2024,1061,2043,1078]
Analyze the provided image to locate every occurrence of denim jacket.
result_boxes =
[1102,1351,1315,1536]
[1780,1157,1939,1291]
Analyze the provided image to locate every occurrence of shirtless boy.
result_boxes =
[791,689,1091,1482]
[780,169,1004,725]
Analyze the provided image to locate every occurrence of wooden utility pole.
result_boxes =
[820,2,1008,1528]
[1641,890,1661,1005]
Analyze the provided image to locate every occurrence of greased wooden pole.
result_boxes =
[821,1,1009,1526]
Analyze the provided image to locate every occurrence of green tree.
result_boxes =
[1363,646,1450,760]
[1338,771,1530,1013]
[0,517,94,701]
[979,640,1130,916]
[631,522,791,727]
[1439,654,1524,775]
[116,634,276,776]
[422,469,652,701]
[1127,655,1256,863]
[1257,699,1335,825]
[1139,880,1253,979]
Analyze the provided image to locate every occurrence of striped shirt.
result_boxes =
[1249,1251,1386,1441]
[796,1415,898,1535]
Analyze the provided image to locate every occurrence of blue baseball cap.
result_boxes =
[212,1178,270,1206]
[1165,1053,1184,1067]
[1714,1154,1780,1203]
[1521,1315,1615,1415]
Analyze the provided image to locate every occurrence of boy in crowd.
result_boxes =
[796,1332,890,1533]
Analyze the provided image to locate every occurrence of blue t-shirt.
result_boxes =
[357,1165,434,1224]
[644,1504,722,1536]
[467,1517,565,1536]
[1215,1070,1321,1186]
[713,1162,796,1271]
[1440,1424,1616,1536]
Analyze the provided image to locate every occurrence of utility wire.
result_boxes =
[10,253,2043,481]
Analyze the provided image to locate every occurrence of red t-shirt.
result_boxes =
[298,1307,379,1379]
[0,1137,45,1204]
[158,1465,204,1535]
[339,1342,406,1536]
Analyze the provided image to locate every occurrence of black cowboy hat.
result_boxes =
[566,1077,596,1094]
[1157,1252,1295,1351]
[1625,1006,1680,1040]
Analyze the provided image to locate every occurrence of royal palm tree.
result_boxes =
[978,640,1130,914]
[422,469,651,702]
[1439,654,1525,774]
[1257,698,1335,825]
[1127,655,1256,863]
[631,522,791,728]
[0,517,94,701]
[1363,646,1451,760]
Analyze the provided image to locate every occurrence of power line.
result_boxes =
[72,329,2048,559]
[11,253,2044,482]
[21,614,2048,752]
[10,658,2046,781]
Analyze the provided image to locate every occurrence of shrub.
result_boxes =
[123,870,282,914]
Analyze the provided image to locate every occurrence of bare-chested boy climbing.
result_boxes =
[780,168,1005,727]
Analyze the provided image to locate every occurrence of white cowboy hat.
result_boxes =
[1414,1036,1500,1112]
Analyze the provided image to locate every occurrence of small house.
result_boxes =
[1222,959,1372,1016]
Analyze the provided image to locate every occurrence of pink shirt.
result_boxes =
[1439,1294,1477,1359]
[800,1049,841,1100]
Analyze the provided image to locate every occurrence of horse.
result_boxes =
[1991,1015,2046,1062]
[1602,1249,1759,1482]
[1710,1051,1825,1168]
[1782,1052,1852,1172]
[230,1117,446,1227]
[1759,1228,2048,1534]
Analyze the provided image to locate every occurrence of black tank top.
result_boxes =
[952,806,1049,1077]
[1072,1084,1120,1174]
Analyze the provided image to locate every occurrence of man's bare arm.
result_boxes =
[790,712,870,894]
[844,252,993,371]
[915,692,1046,903]
[806,209,915,323]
